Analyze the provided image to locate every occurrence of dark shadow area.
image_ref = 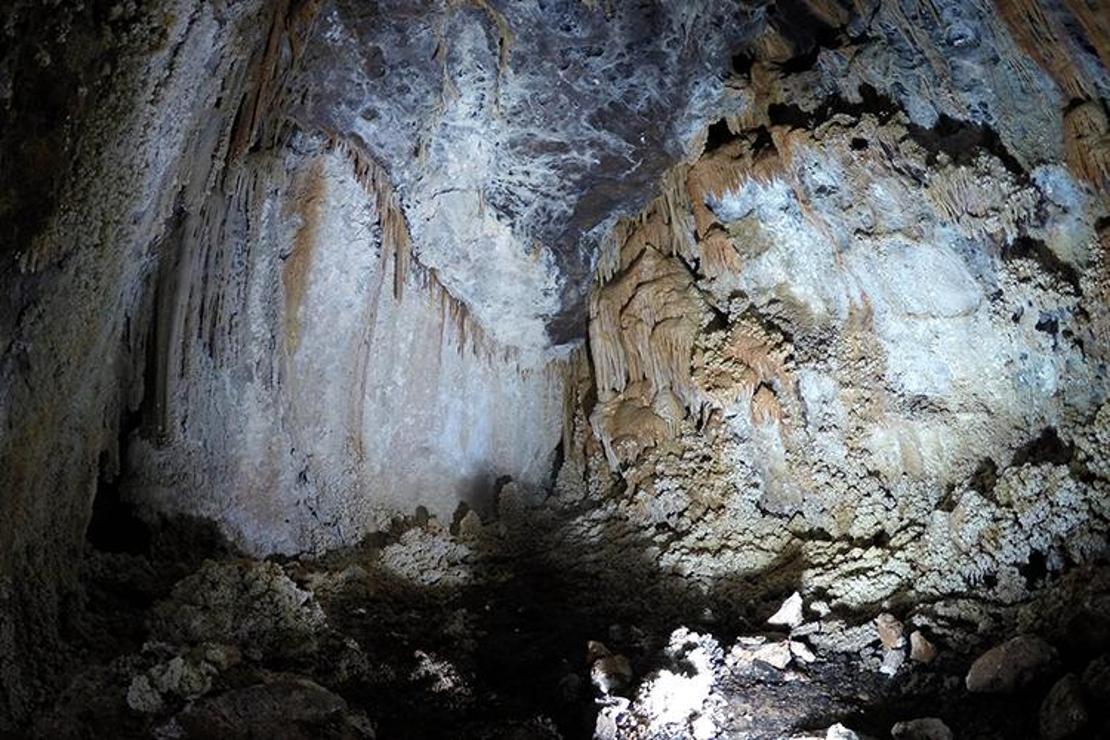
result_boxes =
[38,465,1110,739]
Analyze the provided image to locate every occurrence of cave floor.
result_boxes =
[23,507,1110,739]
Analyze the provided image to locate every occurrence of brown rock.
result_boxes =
[876,613,905,649]
[1039,674,1088,740]
[910,630,937,664]
[966,635,1058,693]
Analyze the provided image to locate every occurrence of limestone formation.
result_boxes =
[0,0,1107,736]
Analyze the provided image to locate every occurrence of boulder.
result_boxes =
[1039,674,1088,740]
[909,631,937,664]
[965,635,1058,693]
[876,614,905,649]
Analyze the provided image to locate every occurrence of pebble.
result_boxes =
[1039,673,1088,740]
[768,592,805,629]
[876,613,905,649]
[965,634,1058,692]
[909,630,937,664]
[890,717,953,740]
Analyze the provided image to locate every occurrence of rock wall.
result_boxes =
[0,0,277,724]
[124,141,564,555]
[0,0,1106,732]
[562,0,1109,629]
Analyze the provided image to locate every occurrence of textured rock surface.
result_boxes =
[0,0,1107,734]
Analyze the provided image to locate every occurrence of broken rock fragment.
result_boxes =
[875,613,905,649]
[789,640,817,664]
[753,640,793,669]
[909,630,937,664]
[965,635,1058,693]
[768,591,805,629]
[880,647,906,677]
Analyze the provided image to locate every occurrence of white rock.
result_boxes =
[768,592,805,628]
[594,699,629,740]
[691,714,716,740]
[826,723,861,740]
[880,647,906,677]
[790,640,817,664]
[753,641,793,669]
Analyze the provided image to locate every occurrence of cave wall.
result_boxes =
[559,0,1109,630]
[0,0,1106,730]
[124,142,564,555]
[0,0,274,724]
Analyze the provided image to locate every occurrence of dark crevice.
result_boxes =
[1004,236,1082,293]
[1020,550,1049,589]
[905,114,1027,179]
[85,408,149,555]
[1011,427,1074,468]
[731,51,754,79]
[768,83,902,131]
[703,118,735,153]
[765,0,845,75]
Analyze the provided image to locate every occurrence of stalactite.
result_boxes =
[282,157,326,355]
[1064,101,1110,187]
[996,0,1096,101]
[925,159,1038,243]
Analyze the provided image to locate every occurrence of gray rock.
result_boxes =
[1039,674,1088,740]
[966,635,1058,693]
[891,717,954,740]
[175,678,374,739]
